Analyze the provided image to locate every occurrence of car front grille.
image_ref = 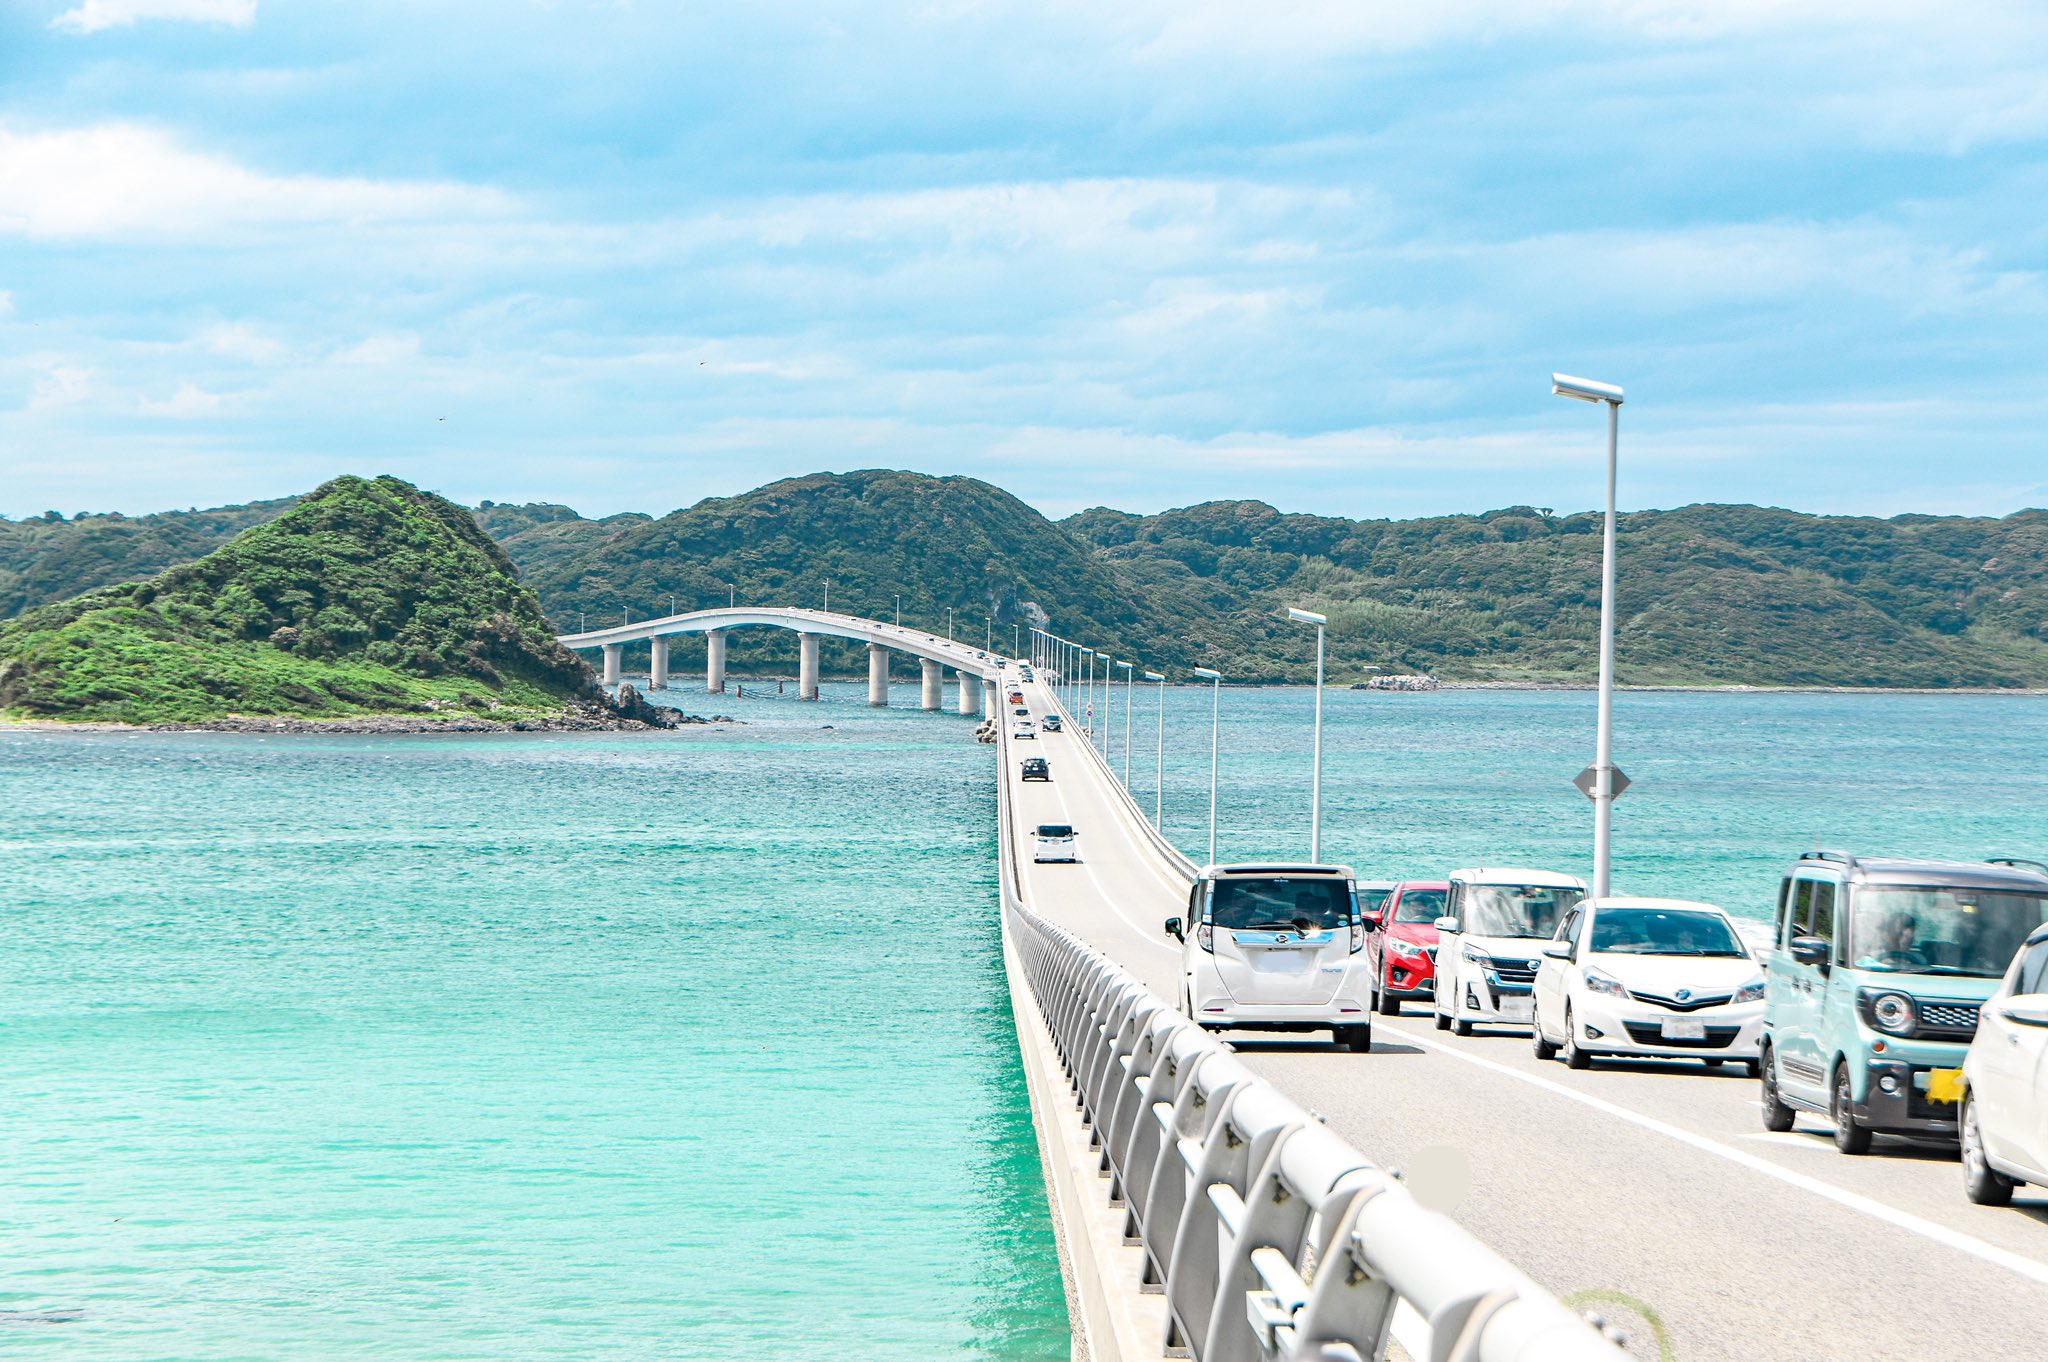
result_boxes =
[1626,989,1734,1013]
[1916,1001,1980,1038]
[1619,1022,1740,1049]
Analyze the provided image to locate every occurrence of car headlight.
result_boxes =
[1462,944,1492,965]
[1859,989,1916,1036]
[1583,968,1627,998]
[1733,977,1766,1005]
[1389,938,1427,959]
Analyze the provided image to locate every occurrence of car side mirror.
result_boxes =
[1789,936,1830,969]
[1361,909,1383,927]
[1434,916,1459,933]
[2000,997,2048,1028]
[1542,941,1573,960]
[1165,916,1185,943]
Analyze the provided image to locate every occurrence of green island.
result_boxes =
[0,475,621,728]
[9,468,2048,711]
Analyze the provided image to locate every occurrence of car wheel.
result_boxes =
[1339,1024,1373,1053]
[1745,1058,1762,1079]
[1703,1057,1724,1069]
[1452,1007,1474,1037]
[1531,1003,1558,1061]
[1963,1094,2017,1207]
[1560,1005,1592,1070]
[1759,1044,1796,1132]
[1433,1005,1451,1032]
[1832,1063,1873,1155]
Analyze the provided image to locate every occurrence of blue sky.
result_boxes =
[3,1,2046,523]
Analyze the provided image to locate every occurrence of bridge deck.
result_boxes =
[997,668,2048,1362]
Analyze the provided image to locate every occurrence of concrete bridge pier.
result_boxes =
[868,643,890,706]
[799,632,821,701]
[602,643,622,686]
[956,669,978,715]
[921,658,943,710]
[706,629,727,693]
[649,636,669,690]
[984,679,999,719]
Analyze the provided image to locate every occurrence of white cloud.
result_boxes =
[332,333,421,366]
[195,321,289,364]
[0,291,13,318]
[0,123,515,239]
[137,381,227,417]
[50,0,256,35]
[28,365,92,410]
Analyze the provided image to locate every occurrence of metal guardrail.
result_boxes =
[1005,901,1630,1362]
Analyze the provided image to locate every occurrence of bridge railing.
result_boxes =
[1004,899,1630,1362]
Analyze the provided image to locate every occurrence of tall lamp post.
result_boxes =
[1286,607,1328,862]
[946,607,954,642]
[1552,371,1626,899]
[1193,667,1222,864]
[1116,660,1135,786]
[1145,670,1165,827]
[823,580,830,613]
[895,594,901,627]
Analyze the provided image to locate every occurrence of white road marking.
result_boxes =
[1390,1021,2048,1287]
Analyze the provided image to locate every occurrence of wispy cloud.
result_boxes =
[0,123,513,239]
[137,381,229,417]
[49,0,256,35]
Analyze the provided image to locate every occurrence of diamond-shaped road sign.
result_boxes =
[1573,765,1631,801]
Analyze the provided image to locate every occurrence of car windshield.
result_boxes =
[1210,877,1353,932]
[1394,888,1448,924]
[1460,884,1583,939]
[1848,886,2048,977]
[1589,907,1745,956]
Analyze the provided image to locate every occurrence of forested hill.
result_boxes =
[9,471,2048,687]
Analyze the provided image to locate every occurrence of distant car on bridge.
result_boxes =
[1011,719,1037,740]
[1041,714,1062,733]
[1433,867,1587,1036]
[1364,880,1446,1016]
[1530,896,1764,1073]
[1164,863,1379,1052]
[1033,824,1078,862]
[1021,756,1050,782]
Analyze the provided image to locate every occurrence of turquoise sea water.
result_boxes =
[0,687,1068,1360]
[1080,683,2048,923]
[12,678,2048,1360]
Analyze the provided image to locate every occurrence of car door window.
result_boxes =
[1785,879,1815,945]
[1808,882,1837,959]
[1775,878,1795,946]
[2015,941,2048,997]
[1554,907,1580,945]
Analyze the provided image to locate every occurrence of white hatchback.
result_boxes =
[1033,824,1079,863]
[1531,896,1766,1072]
[1961,923,2048,1205]
[1164,863,1378,1051]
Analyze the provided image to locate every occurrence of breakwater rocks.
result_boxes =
[1353,674,1441,692]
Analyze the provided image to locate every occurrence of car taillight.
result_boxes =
[1350,920,1364,953]
[1197,923,1213,953]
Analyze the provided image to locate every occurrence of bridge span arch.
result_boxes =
[557,607,1008,712]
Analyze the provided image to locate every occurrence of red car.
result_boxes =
[1366,880,1449,1015]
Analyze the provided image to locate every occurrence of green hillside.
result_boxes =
[10,471,2048,689]
[0,476,600,724]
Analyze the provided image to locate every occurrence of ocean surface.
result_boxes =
[1077,681,2048,921]
[11,678,2048,1359]
[0,688,1067,1361]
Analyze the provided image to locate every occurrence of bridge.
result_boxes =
[561,611,2048,1362]
[557,606,1007,714]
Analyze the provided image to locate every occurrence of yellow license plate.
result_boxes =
[1925,1067,1966,1105]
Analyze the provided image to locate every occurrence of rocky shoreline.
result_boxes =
[0,690,742,735]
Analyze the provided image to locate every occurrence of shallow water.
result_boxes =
[0,687,1068,1360]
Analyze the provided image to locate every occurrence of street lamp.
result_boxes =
[1014,622,1020,658]
[1552,371,1626,898]
[1193,668,1222,865]
[729,583,736,608]
[1286,607,1328,863]
[895,593,901,627]
[946,607,954,642]
[668,594,676,618]
[1145,671,1165,827]
[1117,660,1135,787]
[823,580,831,614]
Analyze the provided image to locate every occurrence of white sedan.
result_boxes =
[1961,924,2048,1205]
[1531,896,1766,1072]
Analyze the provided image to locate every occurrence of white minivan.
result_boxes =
[1164,863,1379,1051]
[1434,866,1587,1035]
[1033,824,1079,863]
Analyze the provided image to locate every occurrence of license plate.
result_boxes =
[1660,1018,1707,1040]
[1925,1067,1966,1104]
[1499,996,1532,1021]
